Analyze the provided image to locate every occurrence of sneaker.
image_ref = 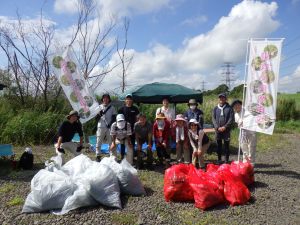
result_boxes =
[96,155,102,162]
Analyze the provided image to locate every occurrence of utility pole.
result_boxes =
[221,62,235,90]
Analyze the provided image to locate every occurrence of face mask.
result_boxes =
[157,120,165,130]
[117,121,126,129]
[190,105,196,110]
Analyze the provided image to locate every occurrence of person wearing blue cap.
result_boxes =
[212,93,234,164]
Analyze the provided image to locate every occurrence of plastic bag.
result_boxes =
[45,155,63,172]
[82,163,122,208]
[61,154,93,179]
[206,164,220,173]
[164,164,194,202]
[22,169,76,213]
[223,179,251,206]
[230,161,255,186]
[100,156,145,196]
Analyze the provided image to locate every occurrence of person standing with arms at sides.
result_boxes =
[184,99,204,129]
[134,114,153,169]
[156,98,175,124]
[118,94,139,159]
[212,93,234,164]
[110,114,133,164]
[95,93,116,162]
[55,110,83,164]
[188,119,210,169]
[153,113,171,169]
[232,99,257,167]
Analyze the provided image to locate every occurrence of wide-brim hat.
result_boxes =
[175,114,186,122]
[67,110,79,119]
[189,118,199,125]
[187,99,198,106]
[156,113,166,120]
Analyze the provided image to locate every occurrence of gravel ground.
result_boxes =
[0,133,299,225]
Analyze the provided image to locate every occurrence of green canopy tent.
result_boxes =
[120,82,203,104]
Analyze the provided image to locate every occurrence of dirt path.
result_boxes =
[0,134,299,225]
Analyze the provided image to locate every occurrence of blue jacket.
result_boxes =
[184,108,204,128]
[212,103,234,140]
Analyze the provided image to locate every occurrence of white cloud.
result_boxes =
[54,0,172,17]
[180,15,208,27]
[279,65,300,93]
[97,0,280,93]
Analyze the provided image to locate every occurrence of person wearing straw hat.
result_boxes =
[174,114,190,163]
[55,110,83,164]
[184,99,204,128]
[110,114,133,164]
[95,93,116,162]
[232,99,257,166]
[212,93,234,164]
[153,112,171,168]
[188,119,210,169]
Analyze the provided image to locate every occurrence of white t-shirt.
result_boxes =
[156,106,175,122]
[97,104,116,128]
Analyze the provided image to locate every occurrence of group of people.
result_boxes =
[54,92,257,169]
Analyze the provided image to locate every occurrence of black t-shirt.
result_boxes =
[58,120,83,142]
[118,105,139,131]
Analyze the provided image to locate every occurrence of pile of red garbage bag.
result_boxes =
[164,161,254,210]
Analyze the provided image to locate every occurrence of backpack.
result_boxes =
[19,152,34,170]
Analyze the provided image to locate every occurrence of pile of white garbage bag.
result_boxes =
[22,154,146,215]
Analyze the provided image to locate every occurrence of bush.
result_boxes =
[0,111,63,145]
[276,98,299,121]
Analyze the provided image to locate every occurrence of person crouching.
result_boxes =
[110,114,133,164]
[188,119,210,169]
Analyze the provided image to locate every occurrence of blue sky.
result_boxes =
[0,0,300,93]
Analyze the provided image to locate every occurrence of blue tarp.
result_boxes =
[0,144,14,157]
[72,134,176,154]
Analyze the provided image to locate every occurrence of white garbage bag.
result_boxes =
[100,156,146,196]
[45,155,63,172]
[61,154,93,179]
[22,169,76,213]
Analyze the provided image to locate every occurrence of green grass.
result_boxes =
[110,212,138,225]
[6,196,24,206]
[278,93,300,111]
[0,183,15,194]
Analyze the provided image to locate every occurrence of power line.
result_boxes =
[200,80,207,91]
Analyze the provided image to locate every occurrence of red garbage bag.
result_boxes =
[230,161,255,186]
[206,164,220,173]
[164,164,194,202]
[217,164,238,183]
[224,179,251,206]
[189,174,225,210]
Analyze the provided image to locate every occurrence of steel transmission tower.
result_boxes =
[221,62,235,90]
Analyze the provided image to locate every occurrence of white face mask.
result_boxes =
[157,120,165,130]
[117,121,126,129]
[190,105,196,110]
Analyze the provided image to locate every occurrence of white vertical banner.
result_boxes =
[242,38,284,135]
[51,46,100,123]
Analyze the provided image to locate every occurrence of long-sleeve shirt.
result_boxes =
[184,108,204,128]
[153,120,171,146]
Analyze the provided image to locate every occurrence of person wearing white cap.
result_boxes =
[212,93,234,164]
[110,114,133,164]
[188,119,210,169]
[174,114,190,164]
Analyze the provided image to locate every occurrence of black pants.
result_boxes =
[217,139,230,162]
[121,134,135,159]
[156,145,170,161]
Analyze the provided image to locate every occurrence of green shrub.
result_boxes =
[276,98,299,121]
